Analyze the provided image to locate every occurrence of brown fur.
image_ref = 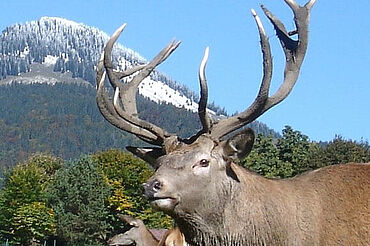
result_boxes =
[108,215,187,246]
[107,216,161,246]
[228,162,370,245]
[158,227,188,246]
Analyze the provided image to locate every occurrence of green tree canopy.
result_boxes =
[47,156,111,246]
[243,134,293,178]
[0,154,61,245]
[243,126,317,178]
[276,126,315,175]
[243,126,370,180]
[92,149,172,231]
[309,136,370,167]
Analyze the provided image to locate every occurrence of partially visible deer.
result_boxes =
[98,0,370,245]
[108,215,187,246]
[107,215,164,246]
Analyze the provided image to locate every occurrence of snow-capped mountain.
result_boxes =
[0,17,226,115]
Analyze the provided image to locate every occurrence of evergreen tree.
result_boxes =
[308,136,370,167]
[243,126,318,178]
[47,156,111,246]
[243,134,293,178]
[276,126,313,175]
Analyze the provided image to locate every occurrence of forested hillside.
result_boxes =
[0,16,278,171]
[0,83,194,168]
[0,83,278,170]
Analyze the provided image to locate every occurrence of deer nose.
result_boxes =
[143,179,162,198]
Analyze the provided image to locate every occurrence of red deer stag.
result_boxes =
[97,0,370,245]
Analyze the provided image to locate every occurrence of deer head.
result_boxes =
[107,215,159,246]
[97,0,315,206]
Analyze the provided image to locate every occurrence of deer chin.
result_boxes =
[150,196,179,211]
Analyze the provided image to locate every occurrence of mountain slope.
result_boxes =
[0,17,280,168]
[0,83,203,168]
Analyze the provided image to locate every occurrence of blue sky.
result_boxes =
[1,0,369,142]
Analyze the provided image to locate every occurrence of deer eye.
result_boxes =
[199,159,209,167]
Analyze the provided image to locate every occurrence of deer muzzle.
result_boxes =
[143,179,179,211]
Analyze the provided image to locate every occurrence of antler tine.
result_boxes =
[261,0,316,110]
[210,7,273,139]
[96,70,128,132]
[185,47,212,144]
[96,52,105,89]
[284,0,299,11]
[251,8,273,101]
[198,47,211,133]
[104,23,144,115]
[285,0,315,11]
[103,23,146,90]
[305,0,317,10]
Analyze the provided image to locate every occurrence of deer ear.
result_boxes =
[118,214,142,227]
[126,146,165,169]
[222,128,255,161]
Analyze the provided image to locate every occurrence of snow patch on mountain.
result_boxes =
[0,16,225,116]
[139,78,199,112]
[43,55,58,66]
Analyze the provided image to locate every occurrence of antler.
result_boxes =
[97,0,316,150]
[96,24,211,148]
[209,0,316,139]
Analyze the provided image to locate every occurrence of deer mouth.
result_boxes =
[149,196,179,211]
